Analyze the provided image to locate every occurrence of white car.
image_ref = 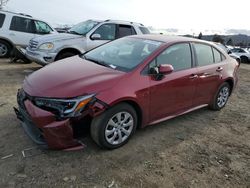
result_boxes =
[24,19,150,66]
[230,48,250,63]
[0,10,56,58]
[214,43,241,63]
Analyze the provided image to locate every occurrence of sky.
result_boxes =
[4,0,250,35]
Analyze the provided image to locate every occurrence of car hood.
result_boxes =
[23,56,125,98]
[33,33,83,43]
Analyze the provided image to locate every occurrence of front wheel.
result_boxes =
[210,82,230,110]
[91,103,137,149]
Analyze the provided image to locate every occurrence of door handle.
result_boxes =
[216,67,223,72]
[189,74,198,79]
[199,72,211,78]
[9,33,15,36]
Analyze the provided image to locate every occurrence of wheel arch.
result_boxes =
[109,99,143,129]
[0,37,14,53]
[55,48,81,60]
[224,78,234,95]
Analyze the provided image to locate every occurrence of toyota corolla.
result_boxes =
[14,35,239,150]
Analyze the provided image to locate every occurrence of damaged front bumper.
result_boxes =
[14,90,108,150]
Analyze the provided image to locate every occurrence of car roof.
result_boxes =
[129,34,208,44]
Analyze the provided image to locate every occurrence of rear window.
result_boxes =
[0,13,6,28]
[139,27,150,34]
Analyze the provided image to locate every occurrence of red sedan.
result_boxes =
[14,35,239,150]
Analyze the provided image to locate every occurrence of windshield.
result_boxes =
[68,20,99,35]
[82,37,163,72]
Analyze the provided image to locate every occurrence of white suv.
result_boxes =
[24,19,150,66]
[0,10,56,58]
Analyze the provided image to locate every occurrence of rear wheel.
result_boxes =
[91,103,137,149]
[0,40,12,58]
[56,52,77,61]
[210,82,230,110]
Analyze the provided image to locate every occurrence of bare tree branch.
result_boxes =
[0,0,9,9]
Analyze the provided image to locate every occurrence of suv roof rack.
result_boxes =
[104,19,144,26]
[0,10,32,18]
[18,13,32,18]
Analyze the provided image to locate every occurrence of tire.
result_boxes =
[91,103,137,149]
[0,40,12,58]
[240,56,248,64]
[56,52,77,61]
[210,82,231,111]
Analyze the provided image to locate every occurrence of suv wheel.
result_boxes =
[91,103,137,149]
[0,40,11,58]
[210,82,230,110]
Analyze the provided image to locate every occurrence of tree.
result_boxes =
[198,32,203,39]
[0,0,9,9]
[212,34,224,44]
[226,38,234,46]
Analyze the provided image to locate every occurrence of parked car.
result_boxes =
[0,10,57,58]
[24,19,150,66]
[229,48,250,63]
[214,42,241,63]
[14,35,239,150]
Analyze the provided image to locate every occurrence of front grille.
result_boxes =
[29,40,39,50]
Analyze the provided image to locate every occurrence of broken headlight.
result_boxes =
[33,94,95,118]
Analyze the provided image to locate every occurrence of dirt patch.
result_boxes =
[0,59,249,188]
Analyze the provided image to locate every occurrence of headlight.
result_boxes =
[33,94,95,118]
[38,43,54,50]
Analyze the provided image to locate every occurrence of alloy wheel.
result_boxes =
[217,86,229,108]
[105,111,134,145]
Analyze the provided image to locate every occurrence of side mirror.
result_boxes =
[228,51,232,54]
[158,64,174,74]
[91,33,101,40]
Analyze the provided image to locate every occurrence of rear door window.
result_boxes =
[156,43,192,71]
[0,13,5,28]
[117,25,136,38]
[194,43,214,66]
[213,47,222,63]
[10,16,36,33]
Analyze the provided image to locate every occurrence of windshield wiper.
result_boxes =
[83,56,112,68]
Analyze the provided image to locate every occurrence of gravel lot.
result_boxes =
[0,59,249,188]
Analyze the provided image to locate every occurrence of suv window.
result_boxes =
[10,16,36,33]
[93,24,116,40]
[0,13,5,28]
[156,43,192,71]
[118,25,136,38]
[194,43,214,66]
[34,20,53,34]
[139,27,150,34]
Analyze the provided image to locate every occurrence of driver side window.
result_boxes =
[93,24,116,40]
[34,20,53,34]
